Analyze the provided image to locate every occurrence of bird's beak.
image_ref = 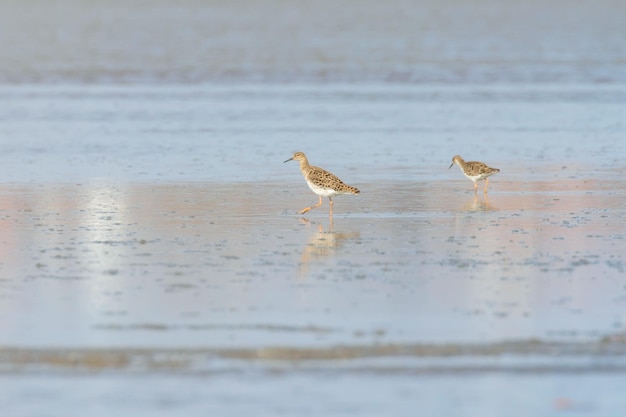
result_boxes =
[283,157,293,163]
[449,162,454,169]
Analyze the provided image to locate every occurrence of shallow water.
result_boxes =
[2,82,626,415]
[2,0,626,415]
[2,176,626,415]
[1,0,625,84]
[1,83,625,184]
[1,176,625,347]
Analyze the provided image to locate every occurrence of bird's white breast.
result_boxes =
[464,172,492,182]
[306,181,337,197]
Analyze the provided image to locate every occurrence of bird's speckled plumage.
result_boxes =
[284,151,359,215]
[449,155,500,193]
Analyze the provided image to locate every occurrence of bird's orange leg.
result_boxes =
[473,181,478,194]
[484,178,489,194]
[299,195,323,214]
[328,197,334,217]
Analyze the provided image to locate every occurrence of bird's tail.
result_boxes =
[344,185,360,194]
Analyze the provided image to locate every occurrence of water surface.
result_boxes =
[1,0,626,415]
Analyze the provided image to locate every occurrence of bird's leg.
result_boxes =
[328,197,334,217]
[484,178,489,194]
[473,181,478,194]
[299,195,323,214]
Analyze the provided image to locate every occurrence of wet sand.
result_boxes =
[1,82,626,415]
[2,177,625,347]
[1,176,626,415]
[1,0,626,412]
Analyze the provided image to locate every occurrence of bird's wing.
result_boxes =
[307,166,345,189]
[465,161,493,175]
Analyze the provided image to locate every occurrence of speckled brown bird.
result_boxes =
[284,151,360,216]
[449,155,500,193]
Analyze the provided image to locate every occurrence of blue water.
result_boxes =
[1,0,626,416]
[1,84,625,184]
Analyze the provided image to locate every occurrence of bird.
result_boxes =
[449,155,500,193]
[284,151,360,216]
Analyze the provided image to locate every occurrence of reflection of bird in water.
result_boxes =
[298,218,360,276]
[463,193,497,211]
[284,151,360,216]
[449,155,500,194]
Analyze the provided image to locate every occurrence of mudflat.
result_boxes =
[2,174,626,415]
[1,0,625,412]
